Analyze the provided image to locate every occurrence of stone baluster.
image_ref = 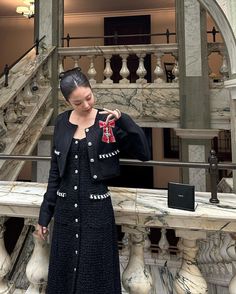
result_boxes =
[144,229,152,259]
[158,228,170,260]
[0,108,7,133]
[154,52,164,83]
[22,83,33,106]
[177,237,183,260]
[229,233,236,294]
[36,66,47,88]
[15,93,25,123]
[173,229,208,294]
[5,102,18,130]
[121,232,130,256]
[136,53,147,84]
[209,233,220,275]
[220,232,233,274]
[121,225,153,294]
[0,108,7,152]
[42,61,51,83]
[208,232,219,276]
[196,240,205,274]
[205,233,215,275]
[214,232,225,276]
[119,54,130,84]
[103,55,113,84]
[30,78,39,104]
[87,55,97,85]
[171,54,179,83]
[199,239,209,274]
[219,50,229,81]
[72,56,80,68]
[58,56,64,74]
[0,217,14,293]
[25,219,50,294]
[172,61,179,83]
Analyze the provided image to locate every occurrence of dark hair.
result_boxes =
[59,67,91,100]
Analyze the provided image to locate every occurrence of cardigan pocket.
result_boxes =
[87,185,113,228]
[88,182,111,200]
[54,184,70,224]
[98,149,120,179]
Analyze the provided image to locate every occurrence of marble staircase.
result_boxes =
[0,46,55,181]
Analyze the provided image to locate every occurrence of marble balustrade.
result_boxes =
[58,43,179,84]
[0,46,55,181]
[0,181,236,293]
[58,42,229,85]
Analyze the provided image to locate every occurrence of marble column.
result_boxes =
[175,129,219,191]
[175,0,216,191]
[225,79,236,192]
[38,0,63,122]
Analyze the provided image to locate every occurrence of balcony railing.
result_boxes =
[58,42,229,85]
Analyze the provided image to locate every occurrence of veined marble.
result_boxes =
[184,0,202,77]
[218,177,233,193]
[189,145,206,192]
[0,182,236,232]
[59,84,231,129]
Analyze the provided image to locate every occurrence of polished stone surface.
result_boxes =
[184,0,202,77]
[0,182,236,232]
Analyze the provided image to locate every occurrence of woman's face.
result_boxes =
[67,86,95,114]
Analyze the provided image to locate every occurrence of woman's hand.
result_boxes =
[36,223,49,241]
[99,108,121,124]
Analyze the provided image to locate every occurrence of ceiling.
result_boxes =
[0,0,175,17]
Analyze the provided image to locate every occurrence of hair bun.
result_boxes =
[59,72,65,80]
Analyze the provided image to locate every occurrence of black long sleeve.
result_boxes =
[115,112,151,161]
[38,117,61,227]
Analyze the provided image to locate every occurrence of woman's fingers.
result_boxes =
[99,108,121,123]
[105,113,113,124]
[36,224,48,241]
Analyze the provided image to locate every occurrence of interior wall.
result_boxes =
[0,17,34,73]
[152,128,180,188]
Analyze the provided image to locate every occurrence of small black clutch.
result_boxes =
[167,182,197,211]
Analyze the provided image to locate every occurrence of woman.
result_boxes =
[36,67,150,294]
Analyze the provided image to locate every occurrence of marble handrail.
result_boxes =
[0,181,236,232]
[58,43,178,57]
